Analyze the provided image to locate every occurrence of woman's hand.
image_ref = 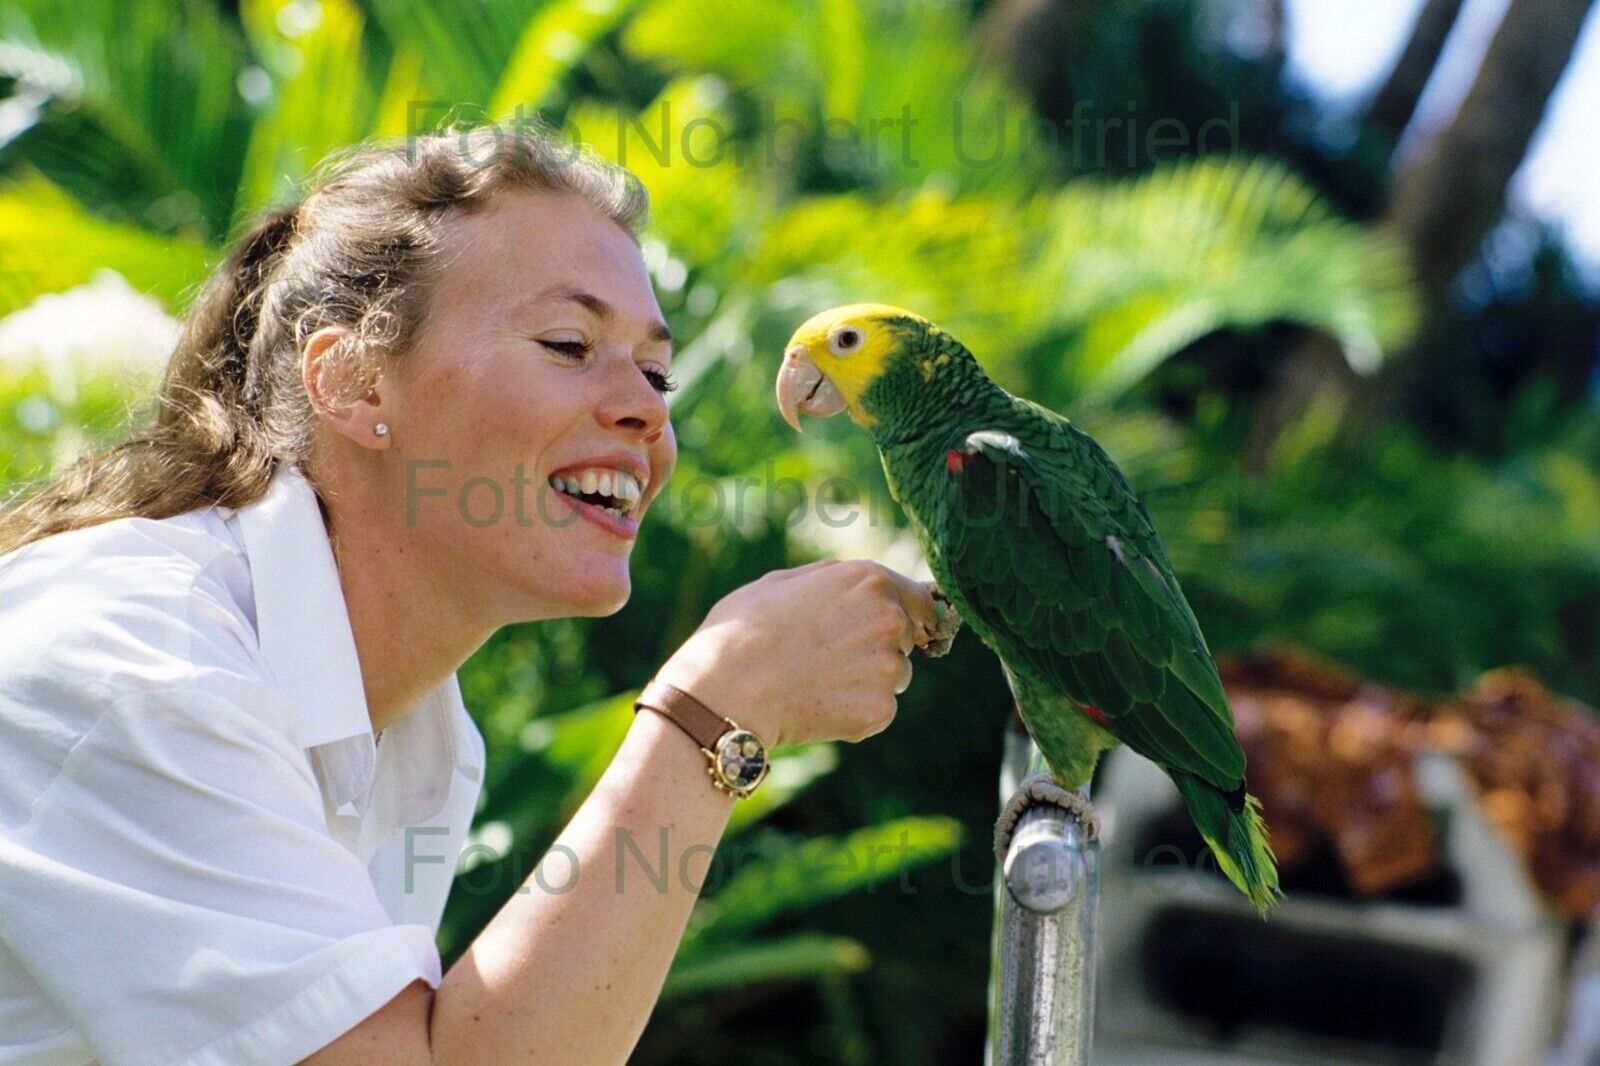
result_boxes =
[653,560,940,748]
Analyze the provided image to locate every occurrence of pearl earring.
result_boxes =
[373,423,389,437]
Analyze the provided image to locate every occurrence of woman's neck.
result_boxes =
[317,478,495,735]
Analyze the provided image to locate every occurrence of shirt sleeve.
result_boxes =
[0,641,442,1066]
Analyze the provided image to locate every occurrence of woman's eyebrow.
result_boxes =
[530,285,673,345]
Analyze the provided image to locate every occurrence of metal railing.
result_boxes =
[986,722,1100,1066]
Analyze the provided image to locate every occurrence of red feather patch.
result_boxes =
[944,450,968,475]
[1078,703,1110,728]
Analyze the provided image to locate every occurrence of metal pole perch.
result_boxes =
[986,720,1100,1066]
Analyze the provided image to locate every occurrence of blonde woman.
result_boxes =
[0,124,937,1065]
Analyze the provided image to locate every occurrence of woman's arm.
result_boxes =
[303,560,938,1065]
[432,707,736,1062]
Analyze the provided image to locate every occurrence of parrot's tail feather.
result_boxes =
[1173,772,1281,915]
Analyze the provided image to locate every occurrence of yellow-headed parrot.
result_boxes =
[777,304,1279,912]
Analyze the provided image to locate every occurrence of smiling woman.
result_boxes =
[0,121,941,1066]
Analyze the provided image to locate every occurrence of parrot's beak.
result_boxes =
[776,344,846,432]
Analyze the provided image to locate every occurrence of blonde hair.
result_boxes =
[0,120,648,554]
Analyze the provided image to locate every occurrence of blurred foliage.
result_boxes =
[0,171,213,317]
[1405,222,1600,455]
[1107,396,1600,707]
[2,0,1597,1061]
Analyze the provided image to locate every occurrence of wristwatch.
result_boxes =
[633,679,770,799]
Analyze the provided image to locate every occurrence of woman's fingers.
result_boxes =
[767,558,838,583]
[881,570,923,695]
[885,570,938,644]
[664,558,943,748]
[893,653,914,695]
[896,620,916,656]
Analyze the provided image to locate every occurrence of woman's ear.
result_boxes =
[302,325,391,449]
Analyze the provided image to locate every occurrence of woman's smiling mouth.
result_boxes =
[546,467,644,519]
[545,461,649,538]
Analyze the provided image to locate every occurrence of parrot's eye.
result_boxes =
[829,327,864,356]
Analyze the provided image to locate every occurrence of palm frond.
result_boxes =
[684,816,961,945]
[623,0,813,105]
[662,933,870,1000]
[0,0,249,235]
[568,77,774,269]
[235,0,378,218]
[0,169,213,317]
[1034,158,1418,400]
[489,0,645,120]
[361,0,548,106]
[624,0,1046,192]
[748,188,1039,361]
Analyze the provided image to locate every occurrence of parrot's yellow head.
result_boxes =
[776,303,931,431]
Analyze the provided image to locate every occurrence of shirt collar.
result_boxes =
[232,462,372,750]
[229,462,478,827]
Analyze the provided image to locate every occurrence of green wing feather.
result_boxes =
[924,396,1245,793]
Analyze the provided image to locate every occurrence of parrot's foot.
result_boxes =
[916,582,962,658]
[993,772,1099,864]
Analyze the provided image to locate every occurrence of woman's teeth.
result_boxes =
[547,468,644,517]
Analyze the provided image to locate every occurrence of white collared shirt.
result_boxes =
[0,463,486,1066]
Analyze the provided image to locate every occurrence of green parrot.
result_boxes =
[776,303,1280,913]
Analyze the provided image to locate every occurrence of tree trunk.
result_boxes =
[1364,0,1469,149]
[1387,0,1595,313]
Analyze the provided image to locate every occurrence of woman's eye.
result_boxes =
[643,366,679,394]
[540,338,593,358]
[541,337,674,393]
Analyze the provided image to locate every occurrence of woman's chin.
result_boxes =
[577,585,631,616]
[493,540,634,619]
[538,568,632,617]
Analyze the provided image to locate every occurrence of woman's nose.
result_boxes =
[595,356,671,441]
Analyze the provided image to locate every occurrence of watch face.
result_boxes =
[714,729,769,792]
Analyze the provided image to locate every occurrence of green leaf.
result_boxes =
[489,0,644,120]
[0,0,250,236]
[623,0,810,101]
[1036,158,1418,401]
[568,77,773,267]
[363,0,548,106]
[688,815,961,944]
[0,366,146,490]
[662,933,870,999]
[236,0,378,217]
[625,0,1042,191]
[748,188,1038,361]
[0,169,214,317]
[368,43,431,138]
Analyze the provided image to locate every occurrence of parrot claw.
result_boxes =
[916,582,962,658]
[993,771,1099,864]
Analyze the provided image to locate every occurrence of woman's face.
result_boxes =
[383,186,676,622]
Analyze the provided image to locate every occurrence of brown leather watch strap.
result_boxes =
[633,679,736,751]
